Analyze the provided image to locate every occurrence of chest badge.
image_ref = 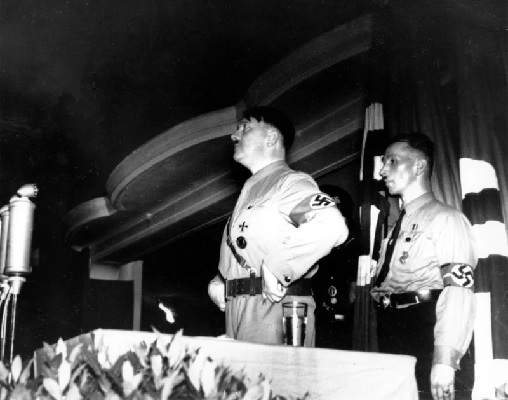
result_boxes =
[239,221,248,232]
[399,251,409,264]
[236,236,247,249]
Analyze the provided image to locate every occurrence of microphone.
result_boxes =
[4,185,38,278]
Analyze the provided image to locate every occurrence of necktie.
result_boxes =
[375,208,406,287]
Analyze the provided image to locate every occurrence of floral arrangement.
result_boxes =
[0,330,309,400]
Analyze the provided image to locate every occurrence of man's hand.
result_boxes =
[261,263,287,303]
[431,364,455,400]
[208,279,226,311]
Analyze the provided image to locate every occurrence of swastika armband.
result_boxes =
[289,193,336,226]
[441,263,475,288]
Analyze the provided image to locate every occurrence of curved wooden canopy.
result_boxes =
[64,14,373,264]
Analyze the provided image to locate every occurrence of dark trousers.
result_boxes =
[377,302,474,399]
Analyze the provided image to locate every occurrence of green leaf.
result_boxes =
[69,344,84,364]
[8,384,33,400]
[103,391,121,400]
[0,362,10,382]
[18,359,34,385]
[48,353,63,371]
[42,342,56,359]
[65,383,82,400]
[79,348,102,376]
[43,377,62,400]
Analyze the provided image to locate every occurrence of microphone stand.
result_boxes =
[0,184,37,365]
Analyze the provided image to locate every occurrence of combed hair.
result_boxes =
[388,132,435,175]
[243,106,295,151]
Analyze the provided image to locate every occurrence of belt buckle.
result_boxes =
[416,289,430,302]
[381,294,391,308]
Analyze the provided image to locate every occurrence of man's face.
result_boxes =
[231,118,267,165]
[379,142,420,196]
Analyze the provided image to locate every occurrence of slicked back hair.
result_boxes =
[388,132,435,177]
[243,106,295,151]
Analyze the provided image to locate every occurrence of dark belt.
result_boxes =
[226,277,313,298]
[377,289,442,308]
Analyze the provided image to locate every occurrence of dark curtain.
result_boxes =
[378,3,507,397]
[455,23,508,399]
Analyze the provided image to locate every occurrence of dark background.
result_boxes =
[0,0,503,359]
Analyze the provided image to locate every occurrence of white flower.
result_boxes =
[10,356,22,383]
[150,354,164,390]
[187,352,217,396]
[242,379,271,400]
[166,331,185,369]
[153,328,169,356]
[121,360,142,396]
[55,338,67,359]
[57,360,71,391]
[150,354,163,377]
[97,349,111,369]
[200,357,217,397]
[187,353,203,391]
[160,369,180,399]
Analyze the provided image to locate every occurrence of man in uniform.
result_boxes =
[208,106,348,346]
[371,133,477,400]
[312,185,359,350]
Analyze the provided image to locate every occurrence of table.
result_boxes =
[36,329,418,399]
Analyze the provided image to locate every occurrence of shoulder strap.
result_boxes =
[225,218,254,273]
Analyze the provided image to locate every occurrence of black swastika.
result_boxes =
[452,264,474,287]
[312,195,332,207]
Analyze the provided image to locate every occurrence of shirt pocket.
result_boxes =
[395,228,424,266]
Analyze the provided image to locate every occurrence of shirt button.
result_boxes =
[236,236,247,249]
[284,276,291,283]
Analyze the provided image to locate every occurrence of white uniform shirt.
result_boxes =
[219,160,348,285]
[372,192,478,368]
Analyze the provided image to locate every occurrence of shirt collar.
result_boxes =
[248,160,287,184]
[404,191,435,215]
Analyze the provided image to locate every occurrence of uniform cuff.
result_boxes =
[264,243,295,287]
[433,345,462,370]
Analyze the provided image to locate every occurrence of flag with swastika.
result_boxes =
[353,102,390,353]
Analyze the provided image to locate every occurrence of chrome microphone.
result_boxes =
[4,185,37,277]
[0,206,9,279]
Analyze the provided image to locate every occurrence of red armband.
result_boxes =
[289,193,336,226]
[441,263,474,289]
